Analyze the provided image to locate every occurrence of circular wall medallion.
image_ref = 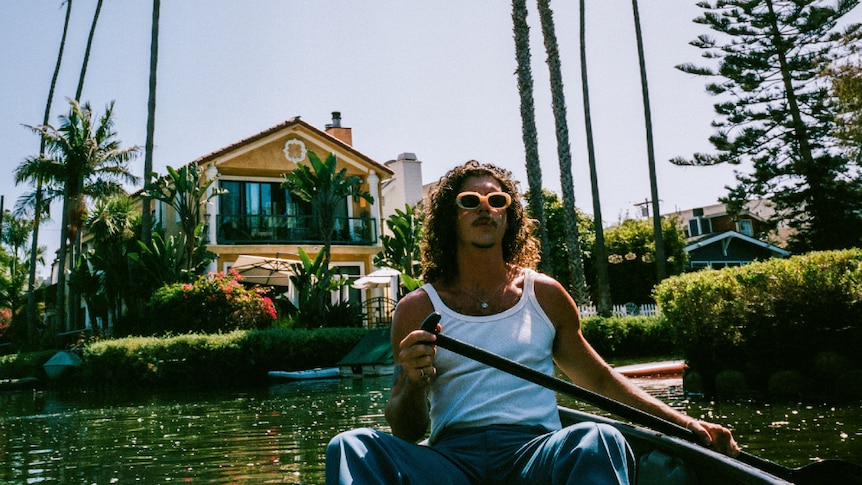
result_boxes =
[284,138,307,162]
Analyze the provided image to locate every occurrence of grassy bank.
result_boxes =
[0,316,673,390]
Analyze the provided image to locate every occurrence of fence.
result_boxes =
[577,303,660,318]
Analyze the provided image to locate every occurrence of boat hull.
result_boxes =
[558,406,790,484]
[614,360,685,378]
[268,367,340,381]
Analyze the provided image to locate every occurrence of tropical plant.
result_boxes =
[74,196,140,335]
[142,164,225,270]
[374,204,423,295]
[673,0,862,252]
[282,151,373,268]
[511,0,550,274]
[536,0,589,305]
[25,99,140,331]
[0,213,31,343]
[284,247,359,329]
[130,225,216,291]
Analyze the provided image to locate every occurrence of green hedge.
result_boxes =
[2,316,679,389]
[11,327,368,390]
[654,249,862,396]
[0,350,56,381]
[580,315,676,359]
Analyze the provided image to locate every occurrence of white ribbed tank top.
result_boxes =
[423,269,562,444]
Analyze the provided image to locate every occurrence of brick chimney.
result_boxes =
[324,111,352,146]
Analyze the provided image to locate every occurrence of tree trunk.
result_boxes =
[142,0,160,245]
[74,0,102,101]
[68,0,103,330]
[537,0,589,304]
[29,0,73,345]
[55,183,72,332]
[632,0,666,282]
[579,0,613,316]
[512,0,551,273]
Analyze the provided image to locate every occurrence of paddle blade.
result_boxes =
[789,459,862,485]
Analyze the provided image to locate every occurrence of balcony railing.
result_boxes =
[217,214,377,245]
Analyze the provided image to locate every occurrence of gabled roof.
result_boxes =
[667,199,776,223]
[190,116,393,176]
[684,230,790,257]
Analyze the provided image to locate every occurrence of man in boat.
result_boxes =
[326,161,739,484]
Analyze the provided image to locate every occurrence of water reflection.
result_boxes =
[0,376,859,483]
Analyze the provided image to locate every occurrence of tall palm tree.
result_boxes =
[632,0,666,281]
[536,0,589,305]
[33,99,140,331]
[141,0,161,245]
[512,0,551,273]
[81,196,139,333]
[579,0,612,316]
[23,0,74,346]
[74,0,103,101]
[282,151,372,324]
[65,0,104,329]
[282,151,373,272]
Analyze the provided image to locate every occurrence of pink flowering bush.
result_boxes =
[147,270,277,334]
[0,308,11,340]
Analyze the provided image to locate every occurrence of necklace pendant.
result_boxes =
[481,301,489,309]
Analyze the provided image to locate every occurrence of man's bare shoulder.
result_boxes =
[531,271,570,298]
[531,271,580,326]
[391,288,436,336]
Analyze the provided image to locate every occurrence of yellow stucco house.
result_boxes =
[151,112,425,325]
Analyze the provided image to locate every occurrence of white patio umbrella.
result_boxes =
[352,267,401,289]
[231,255,299,287]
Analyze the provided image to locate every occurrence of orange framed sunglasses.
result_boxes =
[455,191,512,210]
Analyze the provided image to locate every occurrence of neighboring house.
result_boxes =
[150,112,425,322]
[668,201,790,270]
[380,152,425,223]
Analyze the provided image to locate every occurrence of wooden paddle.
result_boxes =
[419,312,862,485]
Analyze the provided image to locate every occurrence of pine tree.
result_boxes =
[674,0,862,251]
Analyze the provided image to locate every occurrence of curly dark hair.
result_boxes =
[420,160,539,284]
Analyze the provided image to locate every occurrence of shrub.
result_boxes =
[0,350,55,380]
[654,249,862,395]
[69,327,368,389]
[581,315,676,359]
[146,271,277,334]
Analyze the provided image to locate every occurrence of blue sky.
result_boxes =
[5,1,853,277]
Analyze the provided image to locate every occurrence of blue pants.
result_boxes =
[325,422,635,484]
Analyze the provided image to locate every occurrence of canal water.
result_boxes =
[1,375,859,484]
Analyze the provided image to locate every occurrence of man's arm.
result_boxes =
[384,290,437,442]
[534,274,740,457]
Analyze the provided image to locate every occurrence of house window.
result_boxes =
[219,180,317,235]
[739,219,753,236]
[332,264,362,304]
[687,217,712,237]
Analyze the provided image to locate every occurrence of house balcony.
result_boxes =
[216,214,378,246]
